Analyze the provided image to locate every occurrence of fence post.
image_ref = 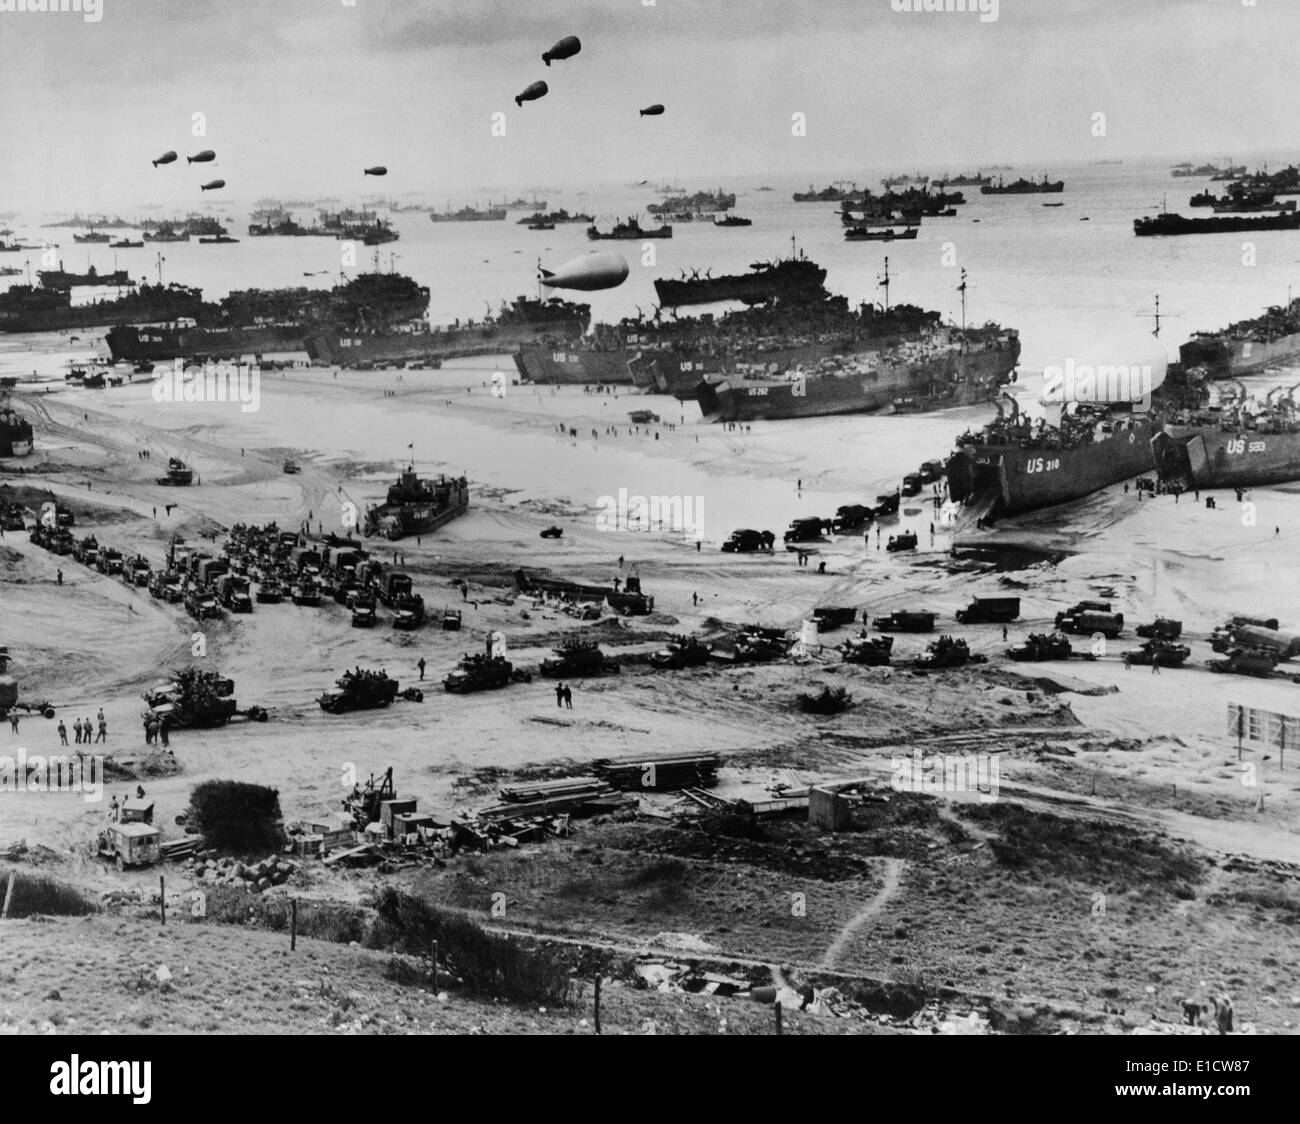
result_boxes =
[1,871,15,919]
[594,975,602,1035]
[774,1001,783,1035]
[159,874,165,926]
[431,940,438,993]
[291,898,298,951]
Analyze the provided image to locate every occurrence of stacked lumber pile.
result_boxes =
[593,753,721,792]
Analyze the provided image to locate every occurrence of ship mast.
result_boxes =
[878,256,890,312]
[155,252,165,285]
[958,267,967,334]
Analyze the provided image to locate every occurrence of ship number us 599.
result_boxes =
[1026,456,1061,474]
[1226,439,1265,455]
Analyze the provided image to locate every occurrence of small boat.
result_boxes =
[714,215,753,227]
[844,226,919,242]
[111,239,144,248]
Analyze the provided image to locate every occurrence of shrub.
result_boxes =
[368,887,573,1005]
[188,780,284,852]
[0,868,97,918]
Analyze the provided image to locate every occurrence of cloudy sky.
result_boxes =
[1,0,1297,212]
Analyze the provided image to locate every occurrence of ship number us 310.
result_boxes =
[1226,439,1265,455]
[1026,457,1061,474]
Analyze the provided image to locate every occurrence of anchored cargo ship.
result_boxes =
[1178,297,1300,376]
[0,398,33,457]
[653,248,827,306]
[981,176,1065,195]
[947,397,1158,519]
[363,468,470,540]
[587,217,672,240]
[429,204,506,223]
[37,265,132,291]
[694,325,1020,422]
[1134,211,1300,236]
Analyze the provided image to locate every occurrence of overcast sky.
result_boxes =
[1,0,1297,212]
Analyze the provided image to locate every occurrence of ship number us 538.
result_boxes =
[1226,439,1265,455]
[1026,457,1061,474]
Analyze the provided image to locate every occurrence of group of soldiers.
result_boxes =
[55,710,108,745]
[141,713,171,746]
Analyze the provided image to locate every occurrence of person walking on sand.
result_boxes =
[417,657,426,681]
[8,711,18,735]
[56,569,63,586]
[96,717,107,743]
[562,684,573,710]
[1151,657,1160,675]
[57,720,68,746]
[1002,625,1008,641]
[73,718,83,745]
[1124,652,1132,670]
[554,682,565,708]
[159,720,169,748]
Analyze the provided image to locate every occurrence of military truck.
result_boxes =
[608,570,654,616]
[784,517,829,544]
[914,635,985,670]
[918,460,945,484]
[831,505,873,533]
[157,457,194,486]
[291,575,322,606]
[196,557,229,586]
[95,546,124,576]
[317,668,413,712]
[94,821,161,871]
[392,593,426,630]
[540,636,621,678]
[874,491,901,517]
[377,571,413,608]
[255,575,284,604]
[840,635,893,666]
[350,592,377,628]
[1055,608,1123,639]
[443,653,531,693]
[72,535,100,565]
[714,625,789,664]
[901,473,923,497]
[1135,618,1182,641]
[1208,647,1278,678]
[956,596,1021,624]
[1007,633,1073,661]
[184,586,222,620]
[143,668,245,728]
[1125,640,1191,668]
[126,555,152,586]
[721,528,775,553]
[873,609,936,632]
[440,605,461,631]
[219,574,253,613]
[886,532,918,552]
[148,569,184,602]
[814,606,859,633]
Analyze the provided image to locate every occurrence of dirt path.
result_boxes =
[819,856,904,968]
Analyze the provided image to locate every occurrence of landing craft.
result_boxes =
[540,250,629,292]
[542,35,581,66]
[152,151,177,168]
[188,150,216,164]
[515,81,548,107]
[364,166,388,176]
[200,179,226,192]
[640,104,665,117]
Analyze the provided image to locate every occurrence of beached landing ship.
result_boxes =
[1178,296,1300,377]
[1153,390,1300,490]
[694,325,1020,423]
[363,467,469,541]
[947,396,1159,519]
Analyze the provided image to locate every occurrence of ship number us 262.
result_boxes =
[1026,457,1061,474]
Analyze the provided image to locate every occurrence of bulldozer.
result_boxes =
[540,635,621,678]
[318,667,419,713]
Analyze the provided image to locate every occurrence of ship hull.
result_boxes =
[0,295,204,334]
[948,418,1158,516]
[1179,329,1300,376]
[512,347,635,384]
[106,325,308,361]
[695,338,1019,422]
[307,322,585,367]
[1135,212,1300,236]
[654,266,827,307]
[1152,426,1300,489]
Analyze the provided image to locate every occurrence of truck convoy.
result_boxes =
[955,597,1020,624]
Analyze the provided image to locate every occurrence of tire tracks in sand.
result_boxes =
[819,855,904,968]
